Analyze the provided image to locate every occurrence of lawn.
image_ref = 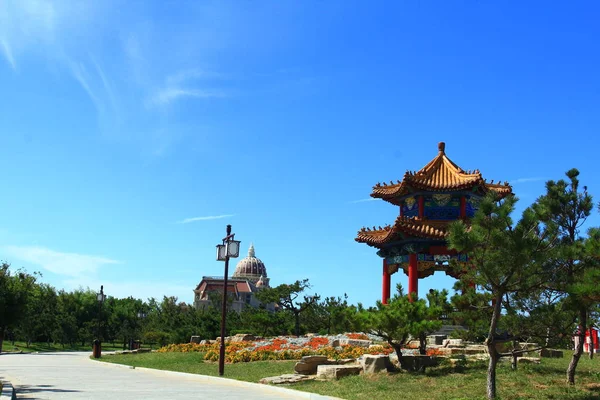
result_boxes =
[99,352,600,400]
[1,341,126,353]
[100,352,297,383]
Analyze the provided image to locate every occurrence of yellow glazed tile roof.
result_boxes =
[371,142,512,202]
[355,216,450,247]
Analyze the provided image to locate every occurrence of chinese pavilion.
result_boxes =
[355,142,512,303]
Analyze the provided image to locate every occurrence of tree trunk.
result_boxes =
[294,311,301,336]
[487,348,500,400]
[486,293,503,400]
[392,344,406,371]
[567,308,587,385]
[419,332,427,355]
[0,328,4,354]
[511,339,518,370]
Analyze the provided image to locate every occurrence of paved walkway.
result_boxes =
[0,352,326,399]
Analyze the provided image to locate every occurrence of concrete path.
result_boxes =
[0,352,330,399]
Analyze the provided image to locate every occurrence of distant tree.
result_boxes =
[240,306,287,337]
[356,284,442,371]
[0,263,37,353]
[257,279,320,336]
[18,281,58,346]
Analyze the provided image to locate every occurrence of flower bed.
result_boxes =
[157,334,395,364]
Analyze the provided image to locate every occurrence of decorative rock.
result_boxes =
[540,349,564,358]
[190,336,201,344]
[443,339,464,348]
[137,348,151,353]
[230,334,255,343]
[464,346,487,355]
[294,355,329,375]
[427,335,446,346]
[332,338,372,348]
[518,357,541,364]
[316,364,363,380]
[259,374,315,385]
[362,354,393,374]
[400,355,438,372]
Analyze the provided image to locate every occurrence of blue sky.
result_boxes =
[1,1,599,306]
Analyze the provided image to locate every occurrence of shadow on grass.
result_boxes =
[424,360,488,377]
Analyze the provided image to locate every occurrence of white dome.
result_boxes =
[232,244,267,281]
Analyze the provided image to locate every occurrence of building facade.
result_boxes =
[193,244,273,312]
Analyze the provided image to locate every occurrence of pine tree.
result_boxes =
[448,193,555,400]
[356,284,442,372]
[533,169,596,384]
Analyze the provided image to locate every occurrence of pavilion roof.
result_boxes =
[371,142,512,204]
[355,216,450,247]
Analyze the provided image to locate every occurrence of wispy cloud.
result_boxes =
[178,214,235,224]
[147,68,229,107]
[349,198,378,204]
[0,38,16,70]
[69,61,102,112]
[62,277,192,303]
[166,68,223,86]
[1,245,120,278]
[510,177,547,185]
[149,88,227,107]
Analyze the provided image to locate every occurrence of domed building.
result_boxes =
[231,244,270,286]
[193,244,273,312]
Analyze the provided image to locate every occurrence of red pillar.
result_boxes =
[382,259,391,305]
[418,196,424,218]
[408,253,418,301]
[460,196,466,218]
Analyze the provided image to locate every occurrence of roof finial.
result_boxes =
[438,142,446,154]
[248,243,255,257]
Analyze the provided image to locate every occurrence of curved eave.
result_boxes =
[355,217,450,247]
[485,183,513,199]
[393,216,448,240]
[355,225,395,247]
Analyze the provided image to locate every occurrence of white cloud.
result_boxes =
[1,245,120,278]
[178,214,235,224]
[349,198,378,204]
[510,177,546,185]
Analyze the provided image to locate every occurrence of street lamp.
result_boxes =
[134,310,147,350]
[93,285,106,358]
[216,224,241,376]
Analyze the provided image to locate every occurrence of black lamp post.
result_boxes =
[134,310,147,350]
[216,224,241,376]
[94,285,106,358]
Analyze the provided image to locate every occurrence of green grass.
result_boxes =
[100,352,296,383]
[99,353,600,400]
[1,341,126,353]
